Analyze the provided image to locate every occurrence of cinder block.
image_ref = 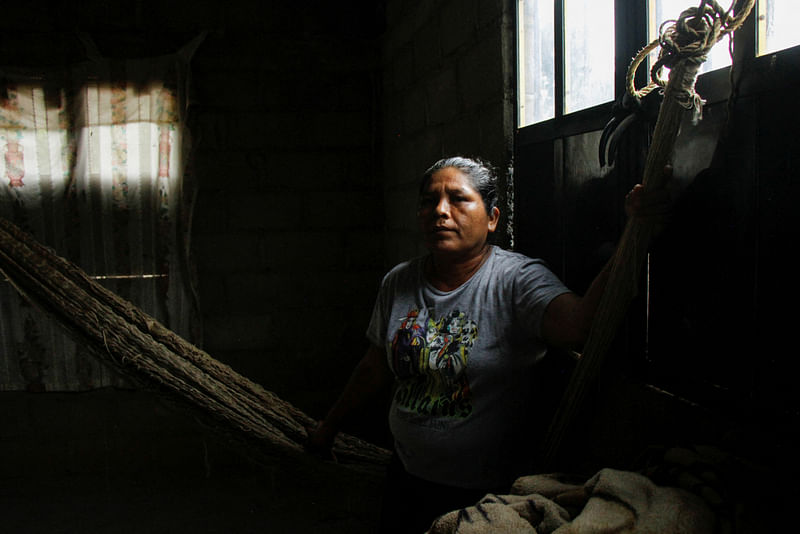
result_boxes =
[228,192,302,230]
[192,112,230,150]
[219,3,308,35]
[302,191,382,229]
[406,0,439,36]
[193,150,252,191]
[203,313,275,351]
[384,130,440,189]
[383,2,424,59]
[386,45,415,95]
[383,142,420,190]
[413,19,442,77]
[382,99,405,143]
[442,113,481,157]
[344,229,385,270]
[308,112,373,148]
[441,0,477,56]
[458,35,503,110]
[263,231,346,272]
[151,1,221,32]
[407,128,446,172]
[223,112,298,150]
[224,273,282,314]
[206,111,361,151]
[318,41,378,74]
[384,0,404,23]
[197,273,229,310]
[195,69,261,111]
[245,150,347,191]
[273,71,342,112]
[384,185,421,232]
[193,233,263,273]
[272,270,382,310]
[426,67,460,125]
[336,73,377,112]
[400,83,428,135]
[478,100,512,166]
[477,0,504,29]
[193,189,230,232]
[341,149,379,191]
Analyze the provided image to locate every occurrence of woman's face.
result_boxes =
[418,167,499,260]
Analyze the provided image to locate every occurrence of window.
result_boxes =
[0,56,197,392]
[518,0,800,130]
[757,0,800,55]
[517,0,555,125]
[564,0,615,114]
[517,0,615,127]
[2,80,181,282]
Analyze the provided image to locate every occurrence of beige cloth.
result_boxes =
[427,468,715,534]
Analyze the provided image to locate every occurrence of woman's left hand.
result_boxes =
[624,166,672,227]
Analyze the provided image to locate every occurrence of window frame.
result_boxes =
[516,0,644,144]
[515,0,800,147]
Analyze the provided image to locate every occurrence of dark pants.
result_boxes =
[377,454,504,534]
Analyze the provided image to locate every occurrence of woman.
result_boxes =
[307,156,655,533]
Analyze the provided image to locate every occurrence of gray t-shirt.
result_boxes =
[366,245,571,489]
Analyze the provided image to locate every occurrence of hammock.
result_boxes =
[0,215,390,470]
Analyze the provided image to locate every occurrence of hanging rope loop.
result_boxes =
[626,0,755,121]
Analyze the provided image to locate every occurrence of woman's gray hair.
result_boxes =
[420,156,498,214]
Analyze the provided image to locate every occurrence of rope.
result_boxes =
[626,0,755,122]
[541,0,756,471]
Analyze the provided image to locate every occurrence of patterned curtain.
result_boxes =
[0,42,202,391]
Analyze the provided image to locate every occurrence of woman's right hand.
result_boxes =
[303,344,392,462]
[304,421,338,461]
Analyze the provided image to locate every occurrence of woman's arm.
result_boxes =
[305,343,393,458]
[541,176,672,352]
[540,260,613,352]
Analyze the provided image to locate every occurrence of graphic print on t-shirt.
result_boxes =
[390,308,476,418]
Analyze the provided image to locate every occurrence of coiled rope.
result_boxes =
[627,0,755,121]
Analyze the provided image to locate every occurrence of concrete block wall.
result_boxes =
[188,5,387,421]
[380,0,516,266]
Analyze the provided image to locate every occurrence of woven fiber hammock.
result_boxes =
[540,0,756,469]
[0,215,390,470]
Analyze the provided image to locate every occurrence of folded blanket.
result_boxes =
[427,468,715,534]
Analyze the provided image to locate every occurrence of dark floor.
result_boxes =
[1,389,385,534]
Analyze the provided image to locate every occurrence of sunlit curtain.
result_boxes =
[0,47,201,391]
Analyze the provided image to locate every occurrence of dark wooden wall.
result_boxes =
[515,43,800,478]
